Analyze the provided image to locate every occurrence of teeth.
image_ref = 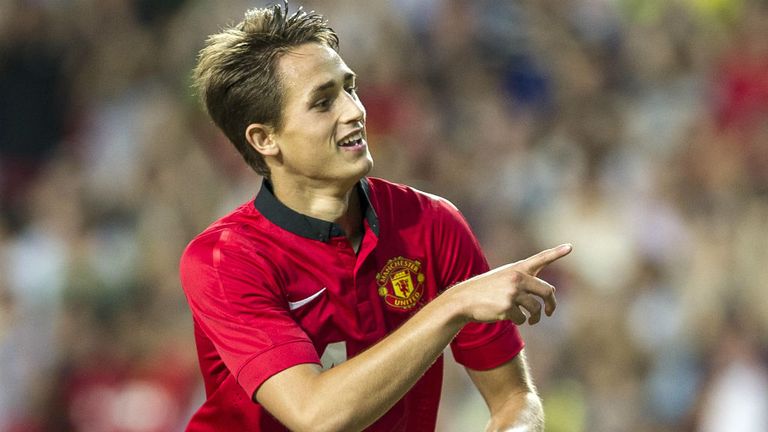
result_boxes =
[339,132,363,146]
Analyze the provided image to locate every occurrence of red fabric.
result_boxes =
[179,177,524,431]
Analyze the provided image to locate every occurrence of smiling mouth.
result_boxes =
[338,131,365,147]
[338,138,364,147]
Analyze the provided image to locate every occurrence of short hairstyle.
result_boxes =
[193,3,339,177]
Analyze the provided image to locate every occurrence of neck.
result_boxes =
[269,176,364,245]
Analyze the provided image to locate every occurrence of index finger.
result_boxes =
[516,243,572,276]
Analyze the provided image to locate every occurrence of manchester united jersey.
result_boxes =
[179,177,524,431]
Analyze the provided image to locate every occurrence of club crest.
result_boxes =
[376,256,425,310]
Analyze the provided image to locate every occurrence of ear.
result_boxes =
[245,123,280,157]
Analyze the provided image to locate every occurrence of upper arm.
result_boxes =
[180,232,321,398]
[466,350,535,413]
[254,363,324,430]
[432,199,527,369]
[430,196,490,290]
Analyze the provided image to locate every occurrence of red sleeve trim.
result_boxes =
[238,340,321,398]
[451,323,525,371]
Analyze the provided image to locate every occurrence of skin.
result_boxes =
[245,42,571,432]
[246,43,372,244]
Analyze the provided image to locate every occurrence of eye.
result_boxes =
[345,84,358,96]
[313,98,332,110]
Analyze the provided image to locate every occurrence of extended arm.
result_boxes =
[467,350,544,432]
[254,244,571,432]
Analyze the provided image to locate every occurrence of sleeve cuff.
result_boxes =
[238,340,321,398]
[451,323,525,370]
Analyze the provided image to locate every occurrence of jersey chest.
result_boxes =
[274,232,441,367]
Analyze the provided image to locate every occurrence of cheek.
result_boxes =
[304,124,335,150]
[276,113,336,158]
[284,131,334,164]
[281,124,324,148]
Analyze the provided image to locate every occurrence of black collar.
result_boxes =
[254,178,379,242]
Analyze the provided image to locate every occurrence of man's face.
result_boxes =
[267,43,372,186]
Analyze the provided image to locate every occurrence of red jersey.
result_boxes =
[179,177,524,431]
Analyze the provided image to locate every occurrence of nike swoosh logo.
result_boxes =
[288,287,327,311]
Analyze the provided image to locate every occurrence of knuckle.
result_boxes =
[538,280,555,296]
[508,270,524,285]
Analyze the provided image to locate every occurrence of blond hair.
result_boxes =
[193,3,339,176]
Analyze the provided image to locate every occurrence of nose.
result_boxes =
[340,90,366,125]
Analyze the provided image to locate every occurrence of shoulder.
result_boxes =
[179,201,287,303]
[365,177,459,216]
[180,200,270,277]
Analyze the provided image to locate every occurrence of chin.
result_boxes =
[361,157,374,176]
[338,158,373,185]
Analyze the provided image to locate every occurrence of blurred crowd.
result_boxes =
[1,0,768,431]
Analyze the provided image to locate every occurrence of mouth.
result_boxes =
[337,130,366,150]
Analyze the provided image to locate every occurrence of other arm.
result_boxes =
[467,350,544,432]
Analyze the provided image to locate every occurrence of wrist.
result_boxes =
[434,283,472,327]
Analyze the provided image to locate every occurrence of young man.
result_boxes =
[180,4,571,431]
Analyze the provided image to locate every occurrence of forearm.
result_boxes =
[486,392,544,432]
[262,291,467,432]
[468,351,545,432]
[258,244,570,431]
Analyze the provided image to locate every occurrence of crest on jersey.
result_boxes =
[376,256,425,310]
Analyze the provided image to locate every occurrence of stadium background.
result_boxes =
[2,0,768,430]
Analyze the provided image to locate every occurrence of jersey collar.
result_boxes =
[254,178,379,242]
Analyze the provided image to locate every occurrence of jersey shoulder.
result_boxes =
[180,200,265,269]
[365,177,459,216]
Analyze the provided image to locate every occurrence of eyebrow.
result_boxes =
[308,72,357,99]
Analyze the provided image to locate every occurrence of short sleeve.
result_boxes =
[180,229,320,397]
[430,199,525,371]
